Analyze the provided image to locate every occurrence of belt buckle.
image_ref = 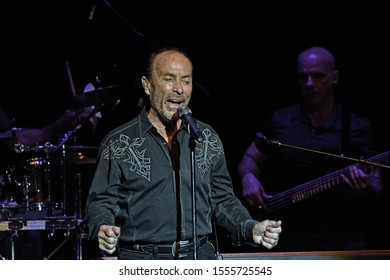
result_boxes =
[171,240,191,258]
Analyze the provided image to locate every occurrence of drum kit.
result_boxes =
[0,143,97,219]
[0,85,129,259]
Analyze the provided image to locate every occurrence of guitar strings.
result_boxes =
[261,152,389,214]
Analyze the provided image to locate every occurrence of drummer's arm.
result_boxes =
[12,109,83,146]
[41,109,82,139]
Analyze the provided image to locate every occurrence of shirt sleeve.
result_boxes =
[85,143,121,239]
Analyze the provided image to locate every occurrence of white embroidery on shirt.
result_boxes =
[196,128,224,176]
[102,134,151,181]
[101,130,222,180]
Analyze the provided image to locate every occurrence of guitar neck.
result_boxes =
[262,151,390,215]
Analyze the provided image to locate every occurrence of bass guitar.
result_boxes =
[258,150,390,216]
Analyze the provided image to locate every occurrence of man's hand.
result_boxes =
[341,165,383,192]
[241,173,272,208]
[98,225,121,254]
[252,220,282,249]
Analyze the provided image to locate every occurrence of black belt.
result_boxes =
[120,236,208,258]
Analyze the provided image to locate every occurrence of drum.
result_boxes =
[0,167,26,219]
[1,165,23,203]
[22,157,47,210]
[1,157,57,212]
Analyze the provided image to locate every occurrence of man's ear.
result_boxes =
[141,76,151,95]
[332,70,340,85]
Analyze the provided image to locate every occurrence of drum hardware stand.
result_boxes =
[43,144,54,217]
[47,105,102,259]
[22,176,30,211]
[9,231,18,260]
[6,222,23,260]
[53,103,103,218]
[0,231,19,260]
[74,173,84,219]
[56,142,68,216]
[75,172,84,259]
[44,218,86,260]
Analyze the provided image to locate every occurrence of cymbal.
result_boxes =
[65,145,97,164]
[66,85,131,108]
[65,145,98,165]
[66,151,96,165]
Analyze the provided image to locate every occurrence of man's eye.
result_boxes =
[313,73,324,79]
[298,74,307,80]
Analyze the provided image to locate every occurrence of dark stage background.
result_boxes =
[1,0,390,257]
[2,0,390,166]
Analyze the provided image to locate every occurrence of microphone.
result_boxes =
[254,132,281,154]
[177,105,204,143]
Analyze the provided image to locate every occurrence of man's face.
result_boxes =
[298,54,338,108]
[143,50,193,124]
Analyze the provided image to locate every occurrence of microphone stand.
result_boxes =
[189,135,198,260]
[266,137,390,169]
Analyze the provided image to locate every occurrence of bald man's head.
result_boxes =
[298,47,336,71]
